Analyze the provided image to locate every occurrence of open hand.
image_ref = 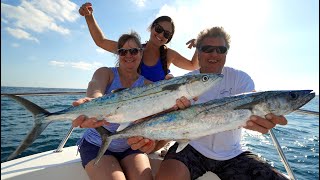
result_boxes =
[186,39,196,49]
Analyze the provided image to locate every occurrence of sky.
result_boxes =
[1,0,319,94]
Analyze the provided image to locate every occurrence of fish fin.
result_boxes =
[7,122,51,161]
[294,109,319,116]
[111,88,127,93]
[4,94,51,116]
[116,122,131,132]
[95,126,113,137]
[234,102,255,111]
[4,94,52,161]
[94,127,113,166]
[162,84,180,91]
[176,140,190,153]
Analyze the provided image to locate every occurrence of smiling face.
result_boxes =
[118,39,143,71]
[150,21,174,46]
[198,37,227,74]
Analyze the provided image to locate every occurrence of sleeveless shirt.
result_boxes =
[77,67,145,152]
[140,58,171,82]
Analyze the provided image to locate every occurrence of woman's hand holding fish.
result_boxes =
[127,136,156,154]
[71,97,109,128]
[244,114,288,134]
[172,96,193,110]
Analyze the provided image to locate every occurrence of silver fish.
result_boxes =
[4,73,223,161]
[94,90,316,165]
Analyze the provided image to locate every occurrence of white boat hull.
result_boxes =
[1,144,220,180]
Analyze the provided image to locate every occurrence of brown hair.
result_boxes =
[116,31,143,73]
[117,31,143,49]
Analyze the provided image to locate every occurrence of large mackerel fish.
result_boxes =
[4,73,223,161]
[94,90,316,165]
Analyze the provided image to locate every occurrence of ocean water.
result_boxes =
[1,86,319,180]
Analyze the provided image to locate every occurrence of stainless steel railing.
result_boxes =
[269,129,296,180]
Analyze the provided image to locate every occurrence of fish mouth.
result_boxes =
[296,90,315,109]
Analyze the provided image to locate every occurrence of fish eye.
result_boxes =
[202,75,209,82]
[289,92,298,100]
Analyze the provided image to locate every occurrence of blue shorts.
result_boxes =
[79,139,143,168]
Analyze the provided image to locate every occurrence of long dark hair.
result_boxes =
[148,16,175,75]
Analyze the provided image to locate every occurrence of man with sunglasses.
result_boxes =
[156,27,289,180]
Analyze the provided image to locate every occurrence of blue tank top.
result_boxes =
[140,58,170,82]
[77,67,145,152]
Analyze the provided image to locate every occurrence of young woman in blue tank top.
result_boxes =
[72,31,191,180]
[72,32,156,180]
[79,2,200,82]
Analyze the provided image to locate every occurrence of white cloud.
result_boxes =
[28,0,78,22]
[131,0,146,7]
[155,0,318,94]
[49,60,103,71]
[50,60,67,67]
[154,0,270,77]
[1,0,79,38]
[5,27,39,43]
[156,0,269,43]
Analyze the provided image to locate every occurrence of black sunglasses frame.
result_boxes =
[117,48,142,56]
[198,45,228,54]
[153,23,172,39]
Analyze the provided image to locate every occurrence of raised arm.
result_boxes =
[79,2,118,54]
[167,39,199,70]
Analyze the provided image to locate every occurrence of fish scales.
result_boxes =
[46,74,223,123]
[4,74,223,161]
[94,90,315,165]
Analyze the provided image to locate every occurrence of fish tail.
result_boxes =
[4,94,51,161]
[4,94,51,117]
[94,127,113,166]
[7,122,51,161]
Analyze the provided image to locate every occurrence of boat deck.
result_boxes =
[1,144,220,180]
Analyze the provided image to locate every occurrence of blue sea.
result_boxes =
[1,86,319,180]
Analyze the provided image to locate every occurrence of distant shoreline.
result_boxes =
[1,86,86,90]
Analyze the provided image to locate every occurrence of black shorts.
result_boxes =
[164,142,289,180]
[79,139,143,168]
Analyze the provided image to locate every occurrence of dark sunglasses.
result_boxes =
[153,23,172,39]
[198,45,228,54]
[117,48,142,56]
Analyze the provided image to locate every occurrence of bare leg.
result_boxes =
[85,155,126,180]
[121,153,153,180]
[155,159,191,180]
